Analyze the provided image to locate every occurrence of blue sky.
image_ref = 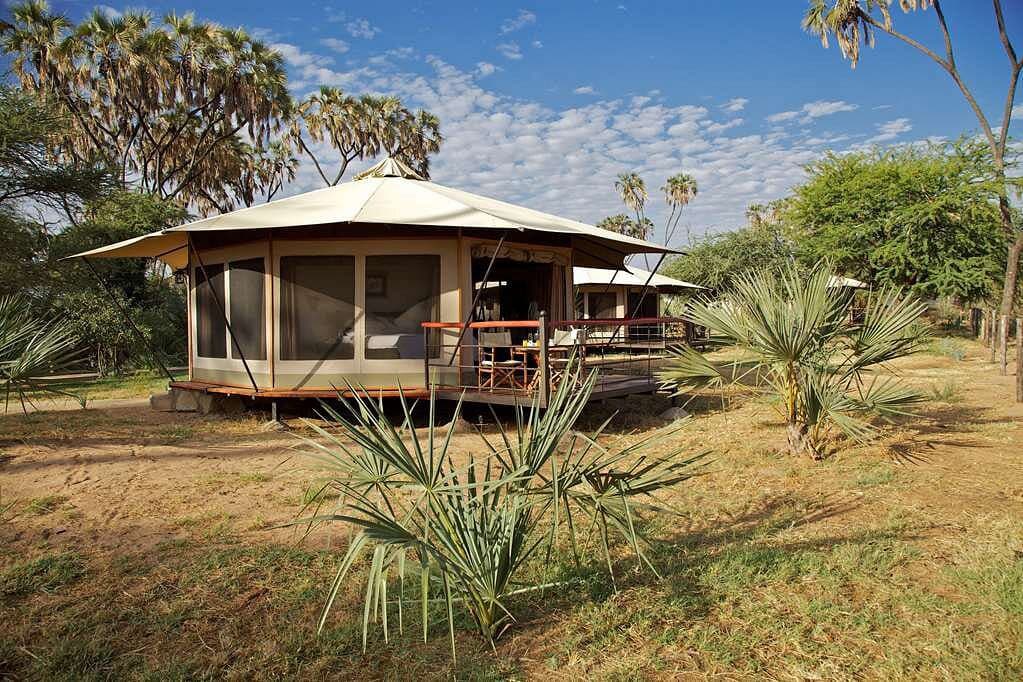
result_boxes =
[44,1,1023,242]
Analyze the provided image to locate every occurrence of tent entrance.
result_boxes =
[472,257,565,333]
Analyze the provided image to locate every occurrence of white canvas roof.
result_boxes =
[573,265,703,291]
[827,275,868,289]
[69,157,674,270]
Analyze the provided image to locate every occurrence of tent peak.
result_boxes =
[354,156,425,181]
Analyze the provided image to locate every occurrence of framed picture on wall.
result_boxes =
[366,273,387,297]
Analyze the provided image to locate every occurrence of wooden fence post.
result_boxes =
[1017,317,1023,403]
[1000,315,1009,375]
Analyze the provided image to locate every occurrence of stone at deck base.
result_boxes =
[659,406,690,421]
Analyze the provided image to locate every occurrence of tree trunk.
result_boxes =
[998,222,1023,388]
[786,422,819,460]
[990,311,998,362]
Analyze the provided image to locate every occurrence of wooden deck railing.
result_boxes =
[421,315,700,406]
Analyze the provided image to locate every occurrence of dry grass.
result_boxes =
[0,338,1021,679]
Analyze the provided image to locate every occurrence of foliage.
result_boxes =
[659,262,929,458]
[783,140,1012,304]
[596,213,653,241]
[47,191,188,373]
[0,85,110,212]
[661,172,698,245]
[292,369,708,656]
[928,337,966,362]
[1,1,292,215]
[0,293,82,411]
[663,222,795,295]
[289,87,443,184]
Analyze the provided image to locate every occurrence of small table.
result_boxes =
[512,345,572,390]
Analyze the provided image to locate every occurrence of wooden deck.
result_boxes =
[433,374,661,407]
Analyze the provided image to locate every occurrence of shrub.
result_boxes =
[291,369,709,657]
[659,262,929,459]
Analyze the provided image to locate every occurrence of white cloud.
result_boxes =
[320,38,350,54]
[768,99,857,125]
[867,117,912,143]
[476,62,498,78]
[500,9,536,34]
[767,110,800,123]
[532,40,543,48]
[802,99,858,118]
[496,42,523,60]
[721,97,748,113]
[346,18,380,39]
[573,85,597,95]
[273,54,845,242]
[96,5,122,19]
[271,41,358,93]
[1013,104,1022,120]
[703,118,744,134]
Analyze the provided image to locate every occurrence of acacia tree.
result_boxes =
[1,2,292,215]
[803,0,1023,398]
[785,140,1010,304]
[288,87,442,185]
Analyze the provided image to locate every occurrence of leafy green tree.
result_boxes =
[783,141,1010,304]
[659,262,929,459]
[50,191,188,374]
[662,222,795,295]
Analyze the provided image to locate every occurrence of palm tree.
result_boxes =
[288,89,442,185]
[615,172,647,223]
[658,261,929,459]
[661,172,697,246]
[1,2,291,215]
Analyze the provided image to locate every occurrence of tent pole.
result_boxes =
[446,232,507,367]
[81,257,176,383]
[188,239,260,394]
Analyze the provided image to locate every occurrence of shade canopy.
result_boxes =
[827,275,869,289]
[573,265,703,292]
[68,157,675,269]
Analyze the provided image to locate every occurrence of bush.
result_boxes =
[659,261,929,459]
[291,369,709,657]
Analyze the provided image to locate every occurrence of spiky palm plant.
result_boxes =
[291,366,707,658]
[658,262,929,459]
[0,294,83,412]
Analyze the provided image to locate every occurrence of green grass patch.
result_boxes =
[1,552,85,597]
[24,494,68,516]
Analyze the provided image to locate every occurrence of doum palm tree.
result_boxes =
[661,172,697,246]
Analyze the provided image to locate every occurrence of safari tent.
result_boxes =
[573,265,702,320]
[71,158,676,403]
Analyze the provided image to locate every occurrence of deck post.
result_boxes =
[538,311,550,408]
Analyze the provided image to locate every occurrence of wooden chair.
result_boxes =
[477,331,524,390]
[549,327,586,389]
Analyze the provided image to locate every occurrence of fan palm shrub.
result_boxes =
[292,367,708,658]
[0,294,82,412]
[658,262,929,459]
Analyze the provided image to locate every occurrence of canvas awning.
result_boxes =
[67,157,675,269]
[827,275,868,289]
[573,265,703,292]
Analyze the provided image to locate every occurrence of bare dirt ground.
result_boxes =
[1,338,1021,680]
